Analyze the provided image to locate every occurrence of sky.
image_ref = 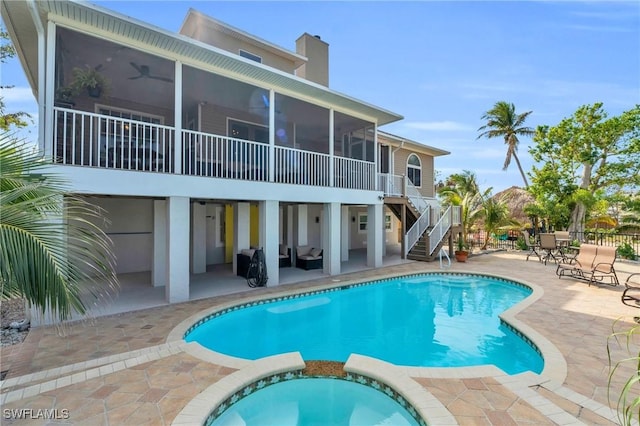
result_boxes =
[2,0,639,194]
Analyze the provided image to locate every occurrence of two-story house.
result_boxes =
[3,1,459,311]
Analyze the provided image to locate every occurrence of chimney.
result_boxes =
[295,33,329,87]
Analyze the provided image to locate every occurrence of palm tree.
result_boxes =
[480,197,519,250]
[477,101,534,188]
[0,133,118,324]
[438,171,488,245]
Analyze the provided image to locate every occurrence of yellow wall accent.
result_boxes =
[250,204,259,247]
[224,204,233,263]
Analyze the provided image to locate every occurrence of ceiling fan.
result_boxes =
[128,62,173,83]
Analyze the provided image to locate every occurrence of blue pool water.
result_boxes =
[186,274,544,375]
[210,378,419,426]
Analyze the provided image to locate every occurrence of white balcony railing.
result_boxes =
[53,107,174,173]
[275,146,330,186]
[335,157,376,190]
[183,130,269,181]
[378,173,403,197]
[52,107,378,191]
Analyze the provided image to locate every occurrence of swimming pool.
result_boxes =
[185,273,544,375]
[209,377,420,426]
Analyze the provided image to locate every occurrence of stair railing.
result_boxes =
[377,173,403,197]
[427,206,452,255]
[404,179,429,214]
[439,247,451,269]
[405,205,431,256]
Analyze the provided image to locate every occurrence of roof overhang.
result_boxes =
[3,0,403,126]
[378,130,450,157]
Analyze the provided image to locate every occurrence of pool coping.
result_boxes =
[171,352,456,426]
[167,271,567,389]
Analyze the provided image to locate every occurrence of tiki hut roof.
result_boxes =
[493,186,536,226]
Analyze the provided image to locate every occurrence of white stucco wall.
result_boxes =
[90,196,153,274]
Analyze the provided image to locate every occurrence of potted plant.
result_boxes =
[54,86,75,107]
[455,238,469,262]
[69,65,109,98]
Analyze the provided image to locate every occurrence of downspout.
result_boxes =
[27,0,46,153]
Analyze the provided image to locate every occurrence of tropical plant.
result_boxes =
[480,197,519,250]
[456,237,469,253]
[607,319,640,426]
[438,171,488,245]
[69,65,110,98]
[477,101,534,188]
[0,133,118,323]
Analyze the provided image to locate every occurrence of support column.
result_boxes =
[367,203,383,268]
[152,199,167,287]
[233,202,251,274]
[166,196,190,303]
[323,202,341,275]
[287,205,294,264]
[297,204,308,246]
[341,205,350,261]
[192,202,206,274]
[260,200,279,286]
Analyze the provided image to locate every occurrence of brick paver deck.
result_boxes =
[1,251,638,425]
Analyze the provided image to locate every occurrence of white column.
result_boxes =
[329,109,334,187]
[341,205,350,261]
[287,205,294,263]
[322,202,341,275]
[382,207,387,257]
[297,204,308,246]
[268,89,275,182]
[233,202,251,274]
[259,200,279,286]
[165,196,190,303]
[152,199,167,287]
[367,203,383,268]
[192,202,206,274]
[44,21,56,158]
[174,61,183,174]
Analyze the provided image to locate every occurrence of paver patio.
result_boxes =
[1,251,638,425]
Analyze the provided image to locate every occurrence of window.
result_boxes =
[407,153,422,188]
[239,49,262,63]
[358,213,367,233]
[95,105,164,167]
[228,119,269,143]
[385,214,392,231]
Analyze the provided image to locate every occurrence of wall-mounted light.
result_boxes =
[315,216,320,223]
[352,216,356,223]
[378,195,385,201]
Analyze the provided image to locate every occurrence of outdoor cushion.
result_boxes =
[310,248,323,257]
[241,249,256,258]
[297,245,312,257]
[279,244,288,256]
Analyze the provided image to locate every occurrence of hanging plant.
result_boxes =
[69,65,110,98]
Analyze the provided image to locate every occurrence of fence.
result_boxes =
[470,230,640,258]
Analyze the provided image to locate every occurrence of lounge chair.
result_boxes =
[522,230,541,262]
[621,273,640,308]
[295,245,323,270]
[556,244,619,286]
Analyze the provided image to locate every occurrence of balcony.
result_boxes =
[53,107,377,191]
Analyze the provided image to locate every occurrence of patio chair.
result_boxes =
[556,244,619,286]
[522,230,541,262]
[539,233,559,265]
[621,273,640,308]
[586,245,619,287]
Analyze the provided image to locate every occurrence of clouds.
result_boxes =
[0,86,35,104]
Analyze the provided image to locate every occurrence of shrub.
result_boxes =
[617,243,638,261]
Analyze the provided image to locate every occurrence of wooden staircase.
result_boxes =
[407,228,452,262]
